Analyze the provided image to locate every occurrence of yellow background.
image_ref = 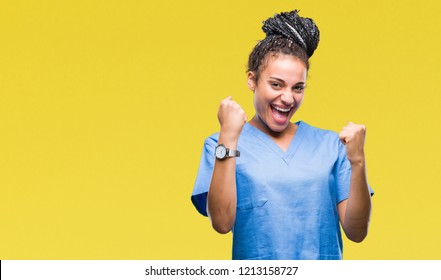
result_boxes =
[1,0,440,259]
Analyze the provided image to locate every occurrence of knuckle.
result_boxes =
[356,125,365,132]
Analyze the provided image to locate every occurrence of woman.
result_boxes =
[191,10,373,260]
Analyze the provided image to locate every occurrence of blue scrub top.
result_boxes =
[192,121,373,260]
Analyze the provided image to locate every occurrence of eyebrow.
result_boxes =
[269,76,305,85]
[269,77,285,83]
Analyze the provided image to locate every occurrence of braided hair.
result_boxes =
[247,10,320,82]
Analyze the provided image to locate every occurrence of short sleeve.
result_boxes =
[335,140,374,203]
[191,136,218,217]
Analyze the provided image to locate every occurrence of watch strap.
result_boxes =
[226,148,240,158]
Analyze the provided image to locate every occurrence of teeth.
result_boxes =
[272,105,291,112]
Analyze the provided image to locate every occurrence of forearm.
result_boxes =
[342,161,372,242]
[207,133,238,234]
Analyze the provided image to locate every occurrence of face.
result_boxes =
[248,54,307,135]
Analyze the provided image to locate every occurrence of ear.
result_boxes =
[247,71,256,91]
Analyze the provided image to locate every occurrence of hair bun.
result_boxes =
[262,10,320,57]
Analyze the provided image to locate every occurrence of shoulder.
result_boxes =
[299,121,340,142]
[300,121,347,161]
[203,132,219,146]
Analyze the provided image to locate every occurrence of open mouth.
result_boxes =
[271,105,292,113]
[270,104,293,124]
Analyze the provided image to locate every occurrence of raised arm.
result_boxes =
[207,96,247,234]
[337,122,372,242]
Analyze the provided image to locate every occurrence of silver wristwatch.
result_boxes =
[215,144,240,160]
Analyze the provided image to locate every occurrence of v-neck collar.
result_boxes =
[244,121,306,165]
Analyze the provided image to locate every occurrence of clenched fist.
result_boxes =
[218,96,247,141]
[339,122,366,165]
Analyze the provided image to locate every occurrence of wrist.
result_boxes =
[219,130,240,148]
[350,158,366,169]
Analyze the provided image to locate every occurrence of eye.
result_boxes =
[270,82,282,89]
[293,85,305,93]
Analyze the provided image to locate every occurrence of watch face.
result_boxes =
[215,145,227,159]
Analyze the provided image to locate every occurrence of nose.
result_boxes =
[280,90,294,105]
